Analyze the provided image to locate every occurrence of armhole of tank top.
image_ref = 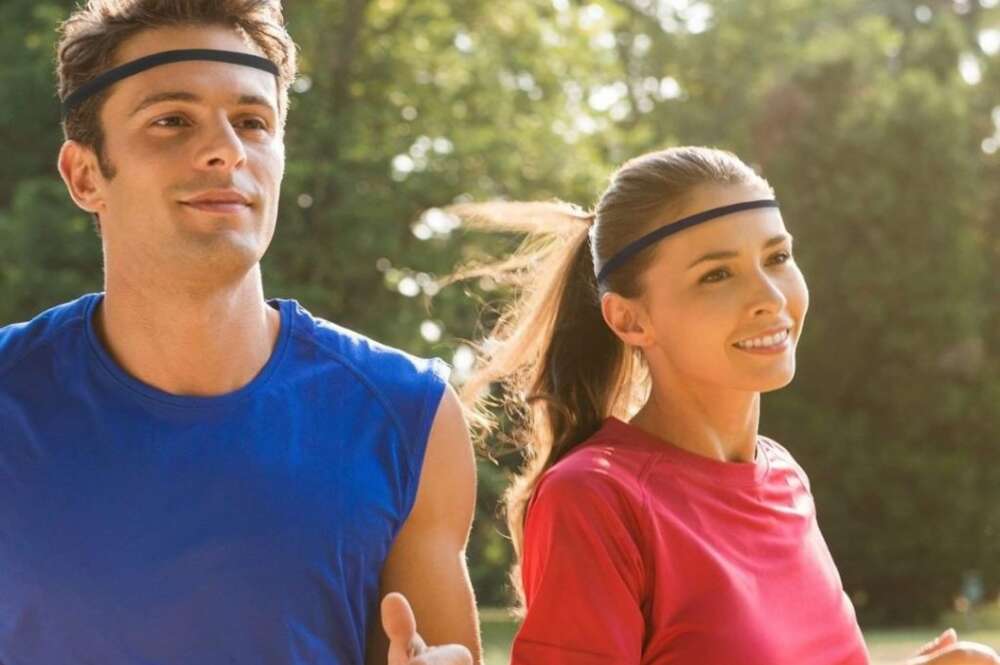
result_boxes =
[398,359,450,525]
[0,308,87,382]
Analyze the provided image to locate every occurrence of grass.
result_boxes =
[480,609,519,665]
[478,611,1000,665]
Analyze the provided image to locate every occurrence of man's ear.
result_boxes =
[600,291,655,349]
[57,140,107,215]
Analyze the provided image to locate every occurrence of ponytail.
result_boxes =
[445,201,641,610]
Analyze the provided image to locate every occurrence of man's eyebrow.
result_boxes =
[686,234,793,270]
[236,94,278,115]
[129,91,278,117]
[129,91,200,117]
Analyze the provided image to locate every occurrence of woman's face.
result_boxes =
[628,182,809,394]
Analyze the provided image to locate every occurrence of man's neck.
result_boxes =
[95,270,281,397]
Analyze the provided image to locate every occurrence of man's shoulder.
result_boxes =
[0,294,97,380]
[284,300,451,413]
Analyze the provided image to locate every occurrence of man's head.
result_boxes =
[54,1,298,290]
[58,0,297,180]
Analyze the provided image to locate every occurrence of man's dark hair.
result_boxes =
[56,0,298,187]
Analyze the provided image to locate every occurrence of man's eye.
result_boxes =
[239,117,269,131]
[151,116,188,128]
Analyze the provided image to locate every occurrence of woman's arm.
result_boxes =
[510,466,646,664]
[905,629,999,665]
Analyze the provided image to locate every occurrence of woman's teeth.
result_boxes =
[735,329,789,349]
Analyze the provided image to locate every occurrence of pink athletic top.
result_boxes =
[511,417,870,665]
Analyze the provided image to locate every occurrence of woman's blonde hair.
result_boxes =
[450,146,772,609]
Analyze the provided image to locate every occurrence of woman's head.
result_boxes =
[597,175,808,398]
[449,146,807,606]
[592,147,773,295]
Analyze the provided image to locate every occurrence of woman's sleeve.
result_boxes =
[510,466,647,665]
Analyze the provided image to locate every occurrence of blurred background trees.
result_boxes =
[1,0,997,626]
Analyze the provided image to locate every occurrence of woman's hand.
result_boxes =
[905,628,1000,665]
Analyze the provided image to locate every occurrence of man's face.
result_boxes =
[89,24,285,287]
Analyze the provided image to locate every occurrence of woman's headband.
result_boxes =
[61,48,280,118]
[594,199,780,286]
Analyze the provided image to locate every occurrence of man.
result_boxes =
[0,2,476,663]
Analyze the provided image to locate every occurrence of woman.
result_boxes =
[422,146,998,665]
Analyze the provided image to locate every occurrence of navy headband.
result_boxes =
[595,199,780,285]
[62,49,280,117]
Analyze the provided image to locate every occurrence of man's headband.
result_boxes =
[595,199,780,286]
[61,49,280,118]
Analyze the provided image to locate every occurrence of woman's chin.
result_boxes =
[729,363,796,393]
[760,374,795,393]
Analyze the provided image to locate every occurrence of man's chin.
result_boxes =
[171,235,266,280]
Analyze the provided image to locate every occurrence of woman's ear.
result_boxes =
[57,140,107,215]
[601,291,655,349]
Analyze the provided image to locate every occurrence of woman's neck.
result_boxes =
[630,381,760,463]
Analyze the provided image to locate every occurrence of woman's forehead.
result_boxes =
[656,206,788,266]
[666,181,774,220]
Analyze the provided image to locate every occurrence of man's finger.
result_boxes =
[382,592,417,645]
[409,644,473,665]
[382,592,426,665]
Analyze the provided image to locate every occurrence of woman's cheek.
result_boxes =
[785,267,810,320]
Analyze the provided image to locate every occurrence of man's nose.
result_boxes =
[195,115,247,171]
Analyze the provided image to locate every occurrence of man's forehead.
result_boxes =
[117,62,278,111]
[104,25,278,108]
[114,24,264,63]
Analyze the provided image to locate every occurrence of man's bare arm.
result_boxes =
[366,385,481,665]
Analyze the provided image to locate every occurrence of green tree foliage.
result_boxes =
[1,0,997,624]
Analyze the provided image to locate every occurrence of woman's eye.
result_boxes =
[700,252,792,284]
[700,268,730,284]
[770,251,792,264]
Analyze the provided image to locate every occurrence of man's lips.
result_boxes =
[181,189,253,206]
[179,189,254,215]
[180,200,251,214]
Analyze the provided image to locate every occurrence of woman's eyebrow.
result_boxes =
[685,234,793,270]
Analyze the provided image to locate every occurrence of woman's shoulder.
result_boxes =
[534,421,659,510]
[525,427,653,558]
[758,434,813,490]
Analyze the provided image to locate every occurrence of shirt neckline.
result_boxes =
[82,292,293,409]
[602,416,771,486]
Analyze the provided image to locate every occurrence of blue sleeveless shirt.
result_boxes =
[0,293,449,664]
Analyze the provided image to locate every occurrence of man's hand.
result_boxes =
[382,593,473,665]
[905,628,1000,665]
